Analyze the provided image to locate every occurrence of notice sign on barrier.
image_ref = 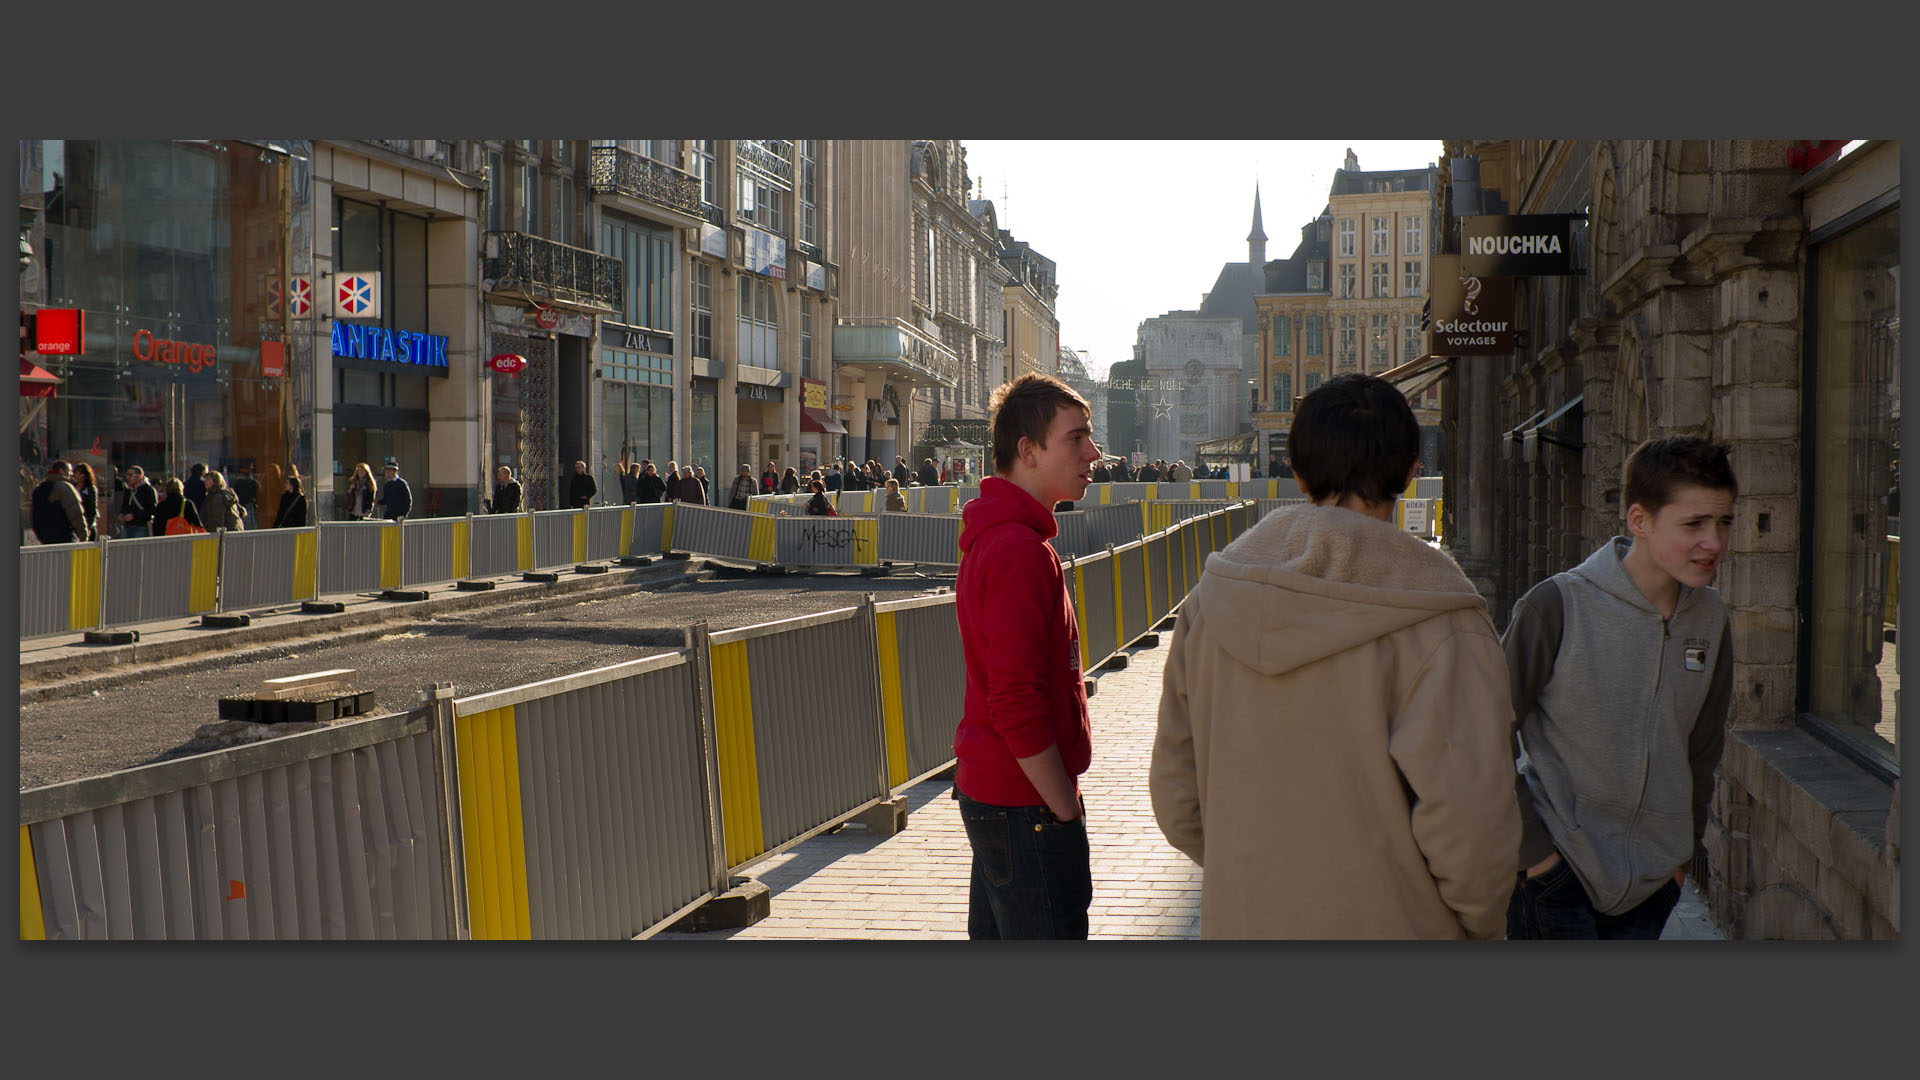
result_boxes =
[1402,498,1430,536]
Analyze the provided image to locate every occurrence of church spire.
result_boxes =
[1247,185,1267,267]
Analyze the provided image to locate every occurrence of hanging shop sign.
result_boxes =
[32,308,86,355]
[533,306,560,330]
[743,224,787,279]
[267,276,315,318]
[332,271,382,318]
[700,223,730,259]
[807,261,827,292]
[1460,214,1580,276]
[489,353,528,375]
[600,321,673,355]
[1428,255,1516,355]
[331,321,449,371]
[259,340,285,378]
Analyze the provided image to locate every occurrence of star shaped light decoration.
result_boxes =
[1150,396,1176,418]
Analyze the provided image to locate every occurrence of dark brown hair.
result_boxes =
[1288,373,1420,505]
[1623,436,1737,516]
[988,373,1090,474]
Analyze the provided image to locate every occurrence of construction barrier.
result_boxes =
[401,516,468,590]
[102,532,220,629]
[774,513,877,568]
[319,521,398,595]
[628,502,674,558]
[1068,549,1120,673]
[19,540,104,640]
[20,710,453,939]
[1053,510,1092,559]
[531,510,579,570]
[873,594,966,790]
[666,503,758,563]
[584,506,629,562]
[448,652,714,941]
[876,512,963,567]
[218,527,320,613]
[468,513,531,578]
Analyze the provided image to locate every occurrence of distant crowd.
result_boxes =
[26,458,310,545]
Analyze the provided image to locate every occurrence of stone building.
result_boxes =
[907,141,1012,455]
[1424,138,1900,939]
[1136,310,1244,467]
[998,232,1058,385]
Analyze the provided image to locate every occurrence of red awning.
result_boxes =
[801,406,848,434]
[20,357,60,398]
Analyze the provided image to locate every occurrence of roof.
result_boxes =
[1200,262,1259,332]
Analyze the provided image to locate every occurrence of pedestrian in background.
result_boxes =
[619,457,640,504]
[918,458,939,488]
[490,465,522,514]
[344,462,376,520]
[1151,373,1518,939]
[762,461,780,494]
[779,466,800,495]
[953,373,1103,939]
[637,461,667,504]
[804,479,835,516]
[377,460,412,521]
[183,462,208,510]
[273,475,309,527]
[71,461,102,540]
[1502,436,1736,940]
[117,465,158,538]
[894,456,912,487]
[201,469,243,531]
[569,460,597,509]
[29,461,88,544]
[153,476,202,536]
[673,466,705,504]
[727,464,759,510]
[884,477,907,513]
[693,465,712,504]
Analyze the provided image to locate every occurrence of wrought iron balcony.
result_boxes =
[832,316,959,390]
[483,231,623,314]
[587,146,705,222]
[702,203,728,228]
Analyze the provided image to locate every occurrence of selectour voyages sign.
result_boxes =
[1460,214,1581,276]
[1429,255,1516,355]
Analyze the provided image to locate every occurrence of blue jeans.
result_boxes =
[956,791,1092,940]
[1506,854,1681,939]
[119,523,150,539]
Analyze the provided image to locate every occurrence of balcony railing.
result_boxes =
[364,139,452,167]
[587,146,704,221]
[832,316,960,389]
[483,231,623,314]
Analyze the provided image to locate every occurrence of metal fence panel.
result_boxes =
[585,506,628,561]
[468,513,527,578]
[400,517,464,588]
[22,720,450,940]
[1146,533,1171,624]
[883,598,966,784]
[774,514,877,568]
[668,504,755,561]
[739,613,886,859]
[492,662,712,940]
[97,532,218,627]
[628,502,671,557]
[19,541,97,639]
[1118,541,1149,646]
[218,528,319,612]
[531,510,579,570]
[1052,510,1092,559]
[876,512,962,566]
[1085,502,1146,551]
[319,521,395,595]
[1073,551,1119,672]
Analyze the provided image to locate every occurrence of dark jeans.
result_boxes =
[955,791,1092,940]
[119,523,150,539]
[1506,854,1681,940]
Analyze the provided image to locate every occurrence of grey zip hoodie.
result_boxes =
[1502,537,1732,916]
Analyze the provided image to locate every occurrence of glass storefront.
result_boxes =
[331,196,436,511]
[19,139,307,530]
[690,380,720,478]
[1803,205,1900,772]
[600,348,674,496]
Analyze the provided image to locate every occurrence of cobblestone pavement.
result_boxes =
[658,632,1722,942]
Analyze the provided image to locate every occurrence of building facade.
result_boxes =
[1136,311,1244,467]
[999,233,1058,385]
[908,141,1010,459]
[1427,138,1900,939]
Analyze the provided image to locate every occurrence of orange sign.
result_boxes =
[259,340,285,378]
[133,328,217,374]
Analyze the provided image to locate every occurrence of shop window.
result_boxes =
[737,275,779,369]
[1802,205,1901,776]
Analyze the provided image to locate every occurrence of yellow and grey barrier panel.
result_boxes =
[401,516,468,589]
[467,512,531,578]
[447,651,716,940]
[704,605,892,877]
[217,527,320,613]
[628,502,674,558]
[101,532,220,628]
[530,509,579,571]
[877,512,963,567]
[19,539,105,640]
[584,505,630,562]
[773,514,878,568]
[20,709,453,939]
[319,520,399,594]
[666,503,757,562]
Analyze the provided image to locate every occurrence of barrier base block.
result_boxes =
[573,564,609,575]
[200,613,251,629]
[859,566,891,578]
[617,556,653,566]
[669,877,771,933]
[301,600,346,615]
[852,795,910,838]
[664,551,692,561]
[1155,615,1178,631]
[1098,653,1130,671]
[455,579,497,591]
[1133,632,1161,649]
[380,589,431,603]
[522,571,561,583]
[1084,677,1098,699]
[83,629,138,645]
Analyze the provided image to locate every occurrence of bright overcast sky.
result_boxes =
[960,140,1444,379]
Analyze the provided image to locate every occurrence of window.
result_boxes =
[796,139,818,248]
[737,275,779,369]
[487,150,504,232]
[1404,214,1423,256]
[1802,205,1900,774]
[1403,322,1421,363]
[1404,259,1424,296]
[799,296,813,378]
[739,172,785,234]
[642,141,679,165]
[1307,260,1325,290]
[917,218,934,305]
[1371,261,1390,298]
[1305,315,1324,355]
[736,140,791,235]
[1338,316,1356,369]
[333,197,428,334]
[691,261,713,359]
[599,214,674,331]
[1271,370,1292,411]
[1337,218,1355,257]
[691,140,717,207]
[601,348,673,386]
[1370,216,1389,257]
[1338,264,1356,299]
[1304,372,1322,392]
[519,149,540,234]
[557,175,574,245]
[1272,315,1291,357]
[1316,219,1329,243]
[1370,314,1390,371]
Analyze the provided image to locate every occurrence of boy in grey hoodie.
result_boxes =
[1503,436,1737,938]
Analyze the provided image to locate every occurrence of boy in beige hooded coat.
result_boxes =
[1151,374,1520,938]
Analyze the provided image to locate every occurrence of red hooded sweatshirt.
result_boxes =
[953,476,1092,805]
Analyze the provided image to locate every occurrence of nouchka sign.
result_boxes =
[1429,255,1516,356]
[1460,214,1580,276]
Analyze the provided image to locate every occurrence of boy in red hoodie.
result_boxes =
[954,373,1105,938]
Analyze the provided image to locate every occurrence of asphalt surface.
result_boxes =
[18,566,956,791]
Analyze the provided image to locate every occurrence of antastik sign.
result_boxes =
[331,322,450,372]
[1460,214,1581,276]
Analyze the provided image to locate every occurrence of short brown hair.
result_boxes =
[988,373,1089,474]
[1622,436,1738,516]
